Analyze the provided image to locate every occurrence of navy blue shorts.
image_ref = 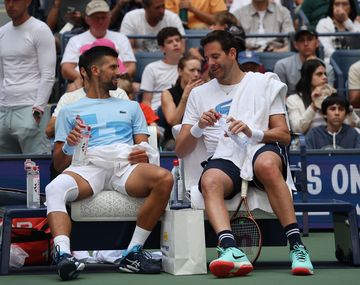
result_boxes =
[199,143,288,199]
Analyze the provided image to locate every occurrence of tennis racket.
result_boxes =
[230,180,262,263]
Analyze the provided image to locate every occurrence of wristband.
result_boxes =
[190,122,204,138]
[62,142,75,155]
[251,129,264,143]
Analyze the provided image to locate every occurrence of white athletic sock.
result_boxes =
[127,226,151,251]
[54,235,71,255]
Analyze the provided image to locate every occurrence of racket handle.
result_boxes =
[241,180,248,197]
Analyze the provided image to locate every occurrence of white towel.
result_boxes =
[86,142,160,177]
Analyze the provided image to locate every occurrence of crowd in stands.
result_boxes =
[1,0,360,156]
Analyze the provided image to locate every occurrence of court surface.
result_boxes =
[1,232,359,285]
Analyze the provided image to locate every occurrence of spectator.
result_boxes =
[287,59,337,133]
[229,0,281,13]
[232,0,295,52]
[274,25,335,95]
[306,95,360,149]
[164,0,227,29]
[316,0,360,62]
[300,0,331,28]
[175,30,314,278]
[140,27,184,111]
[46,0,90,34]
[160,54,203,150]
[237,50,263,72]
[348,60,360,108]
[61,0,136,91]
[47,46,172,280]
[209,10,239,31]
[0,0,56,154]
[109,0,143,31]
[120,0,185,52]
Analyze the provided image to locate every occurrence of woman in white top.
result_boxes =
[316,0,360,62]
[287,59,331,134]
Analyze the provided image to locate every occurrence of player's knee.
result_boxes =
[200,174,219,195]
[156,168,173,196]
[46,174,79,214]
[255,158,279,177]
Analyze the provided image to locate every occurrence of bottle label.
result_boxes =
[33,174,40,203]
[177,179,184,202]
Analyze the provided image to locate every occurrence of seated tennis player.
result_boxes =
[175,30,314,277]
[46,46,172,281]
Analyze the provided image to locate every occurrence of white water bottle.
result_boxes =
[218,116,248,148]
[72,116,91,166]
[26,164,40,208]
[170,159,181,205]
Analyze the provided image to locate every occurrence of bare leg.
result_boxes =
[253,152,296,227]
[200,168,234,233]
[125,164,173,230]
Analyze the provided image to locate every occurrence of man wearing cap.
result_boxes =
[120,0,185,52]
[61,0,136,91]
[238,50,263,73]
[273,26,334,95]
[0,0,56,154]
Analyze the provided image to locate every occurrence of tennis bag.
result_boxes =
[11,217,53,265]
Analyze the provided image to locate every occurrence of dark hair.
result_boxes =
[143,0,152,8]
[200,30,245,59]
[328,0,358,21]
[295,59,326,108]
[157,27,182,46]
[321,94,350,114]
[79,46,118,78]
[214,11,238,27]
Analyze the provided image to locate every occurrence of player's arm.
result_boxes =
[265,114,291,146]
[128,134,150,164]
[53,120,84,172]
[176,109,219,158]
[53,141,73,172]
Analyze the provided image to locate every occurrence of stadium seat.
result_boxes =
[258,51,295,72]
[330,49,360,97]
[134,51,163,83]
[184,29,210,50]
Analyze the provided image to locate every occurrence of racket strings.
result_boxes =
[231,217,261,262]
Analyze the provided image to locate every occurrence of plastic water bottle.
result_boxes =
[24,160,40,209]
[218,117,248,148]
[179,8,188,28]
[72,116,91,166]
[170,159,190,209]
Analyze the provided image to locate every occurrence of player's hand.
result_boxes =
[198,109,220,129]
[128,147,148,164]
[66,119,86,146]
[226,116,252,138]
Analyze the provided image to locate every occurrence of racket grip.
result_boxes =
[241,180,248,197]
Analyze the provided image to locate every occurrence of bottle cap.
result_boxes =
[24,159,35,170]
[173,159,179,166]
